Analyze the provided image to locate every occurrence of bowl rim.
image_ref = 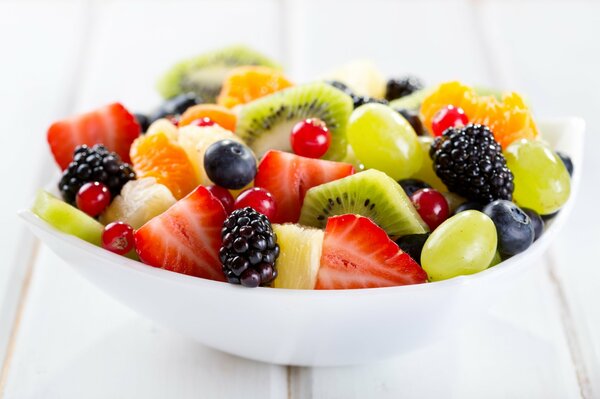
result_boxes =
[18,117,585,298]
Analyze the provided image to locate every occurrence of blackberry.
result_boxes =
[220,207,280,288]
[430,124,514,204]
[58,144,136,204]
[385,76,423,101]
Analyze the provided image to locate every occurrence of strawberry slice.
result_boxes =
[134,186,226,281]
[316,214,427,289]
[254,150,354,223]
[47,103,141,170]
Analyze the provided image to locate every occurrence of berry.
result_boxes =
[410,188,450,230]
[396,108,424,136]
[135,186,227,280]
[204,140,257,190]
[398,178,431,197]
[59,144,136,204]
[557,151,573,176]
[483,200,534,257]
[102,222,134,255]
[316,214,427,289]
[191,117,216,127]
[220,207,280,287]
[522,207,544,241]
[430,124,514,204]
[290,118,331,159]
[385,76,424,101]
[150,92,201,122]
[134,113,150,132]
[395,233,429,264]
[206,185,234,214]
[76,182,111,217]
[234,187,277,220]
[254,150,355,223]
[47,103,140,170]
[431,105,468,136]
[454,201,484,215]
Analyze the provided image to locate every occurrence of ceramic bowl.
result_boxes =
[19,118,584,366]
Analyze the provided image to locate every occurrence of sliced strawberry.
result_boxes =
[48,103,141,170]
[254,150,354,223]
[134,186,226,281]
[316,214,427,289]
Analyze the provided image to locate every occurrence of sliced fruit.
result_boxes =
[271,224,324,289]
[130,132,197,199]
[134,186,227,280]
[146,118,179,140]
[157,45,281,102]
[236,82,353,160]
[217,66,293,108]
[420,81,539,148]
[254,150,355,223]
[178,104,237,131]
[321,60,386,98]
[177,124,243,185]
[32,190,104,246]
[299,169,429,237]
[47,103,141,170]
[100,177,176,229]
[316,214,427,289]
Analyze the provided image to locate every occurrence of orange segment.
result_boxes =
[130,133,197,200]
[420,81,539,148]
[178,104,237,131]
[217,66,293,109]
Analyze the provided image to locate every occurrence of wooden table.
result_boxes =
[1,1,599,397]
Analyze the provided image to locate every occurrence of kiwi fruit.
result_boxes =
[299,169,429,237]
[236,82,353,161]
[157,45,281,102]
[32,190,104,246]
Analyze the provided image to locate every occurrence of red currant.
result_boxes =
[191,117,216,127]
[234,187,277,220]
[102,222,135,255]
[431,105,468,136]
[290,118,331,159]
[206,185,234,214]
[410,188,449,230]
[76,182,111,217]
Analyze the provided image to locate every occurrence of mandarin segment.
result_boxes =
[217,66,293,108]
[420,81,539,148]
[129,133,198,200]
[178,104,237,131]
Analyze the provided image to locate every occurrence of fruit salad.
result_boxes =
[33,45,573,289]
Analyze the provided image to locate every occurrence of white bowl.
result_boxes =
[19,118,584,366]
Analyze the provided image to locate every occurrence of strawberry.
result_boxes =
[134,185,227,281]
[47,103,141,170]
[316,214,427,289]
[254,150,354,223]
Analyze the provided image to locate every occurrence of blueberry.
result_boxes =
[396,108,424,136]
[454,201,484,215]
[522,208,544,241]
[395,234,429,264]
[204,140,257,189]
[150,92,201,122]
[483,200,534,257]
[398,178,431,197]
[133,113,150,132]
[556,151,573,176]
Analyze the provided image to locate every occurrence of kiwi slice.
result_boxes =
[32,190,104,246]
[236,82,353,160]
[299,169,429,237]
[157,45,281,102]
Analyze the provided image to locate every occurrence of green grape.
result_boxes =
[488,251,502,268]
[421,210,497,281]
[409,136,447,192]
[504,139,570,215]
[347,103,422,180]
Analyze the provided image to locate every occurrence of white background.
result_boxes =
[0,0,599,397]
